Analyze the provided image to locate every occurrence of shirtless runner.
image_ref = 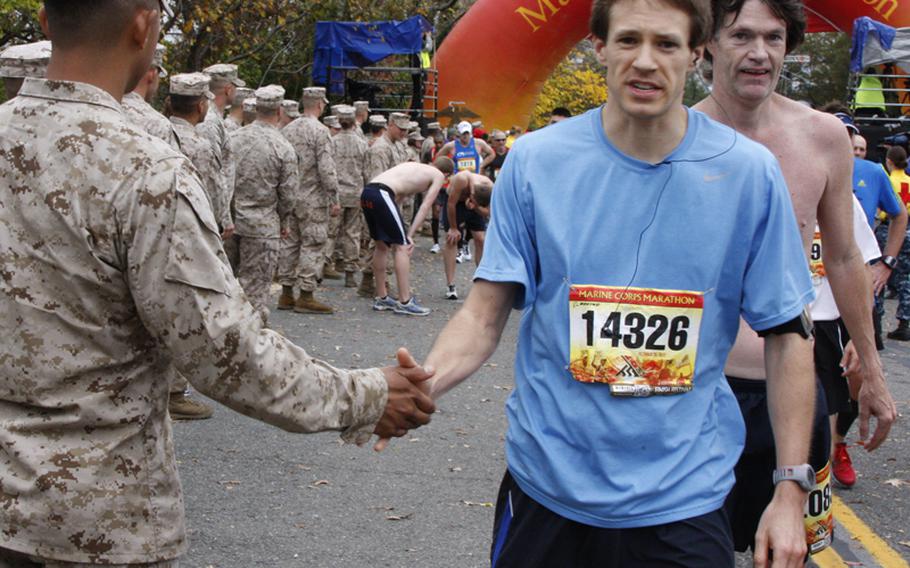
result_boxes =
[693,0,898,558]
[361,157,455,316]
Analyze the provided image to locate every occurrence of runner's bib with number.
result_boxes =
[569,285,704,396]
[810,230,825,285]
[457,157,477,172]
[805,461,834,554]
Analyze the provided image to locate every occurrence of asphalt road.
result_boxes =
[175,240,910,568]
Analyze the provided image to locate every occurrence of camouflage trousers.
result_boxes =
[278,207,328,292]
[222,234,240,273]
[0,547,178,568]
[236,236,279,324]
[875,224,910,321]
[325,207,363,273]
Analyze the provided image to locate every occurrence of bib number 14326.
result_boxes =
[569,285,704,396]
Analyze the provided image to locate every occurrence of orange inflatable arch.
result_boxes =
[434,0,910,128]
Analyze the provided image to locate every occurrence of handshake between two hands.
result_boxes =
[374,348,436,452]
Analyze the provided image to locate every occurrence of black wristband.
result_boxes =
[756,308,813,339]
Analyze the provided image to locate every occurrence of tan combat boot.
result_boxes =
[277,285,295,310]
[357,272,375,298]
[323,265,343,280]
[344,271,357,288]
[294,290,334,314]
[168,392,214,420]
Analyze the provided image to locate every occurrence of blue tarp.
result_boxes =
[851,17,896,72]
[313,15,432,94]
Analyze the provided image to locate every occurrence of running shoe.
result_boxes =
[393,297,431,316]
[455,251,464,264]
[372,296,397,312]
[462,245,472,262]
[832,442,856,487]
[445,285,458,300]
[430,243,441,254]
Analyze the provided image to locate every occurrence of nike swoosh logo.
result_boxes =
[703,173,730,182]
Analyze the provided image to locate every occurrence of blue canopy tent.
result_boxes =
[312,15,433,96]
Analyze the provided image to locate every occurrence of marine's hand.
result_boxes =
[330,204,341,217]
[374,348,435,451]
[856,359,897,451]
[871,263,891,295]
[752,483,807,568]
[221,224,235,240]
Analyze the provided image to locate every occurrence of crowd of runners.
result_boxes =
[0,0,906,566]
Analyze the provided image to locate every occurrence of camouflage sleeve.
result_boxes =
[220,142,235,230]
[361,141,371,186]
[125,160,387,444]
[315,129,340,207]
[222,133,235,227]
[277,142,299,228]
[367,144,392,181]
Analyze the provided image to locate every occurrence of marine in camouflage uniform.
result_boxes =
[328,105,370,287]
[0,76,396,567]
[197,63,239,236]
[231,85,299,325]
[353,101,370,141]
[277,86,340,314]
[168,74,227,238]
[121,44,179,150]
[358,112,411,297]
[224,86,254,133]
[0,40,51,99]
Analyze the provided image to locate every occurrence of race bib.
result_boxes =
[568,285,703,396]
[810,230,825,285]
[805,462,834,555]
[457,157,477,173]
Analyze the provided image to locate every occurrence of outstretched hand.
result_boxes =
[374,348,435,451]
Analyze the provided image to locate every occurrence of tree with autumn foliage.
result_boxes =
[530,45,608,129]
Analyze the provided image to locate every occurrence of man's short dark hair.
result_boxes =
[471,184,492,208]
[166,94,203,117]
[371,124,385,135]
[888,146,908,171]
[551,107,572,119]
[44,0,158,49]
[590,0,713,49]
[711,0,806,54]
[433,156,455,176]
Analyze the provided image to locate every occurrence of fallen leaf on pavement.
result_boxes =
[883,479,909,488]
[312,479,330,487]
[218,480,241,490]
[386,513,413,521]
[899,541,910,549]
[462,500,494,508]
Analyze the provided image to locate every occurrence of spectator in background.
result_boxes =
[485,129,509,182]
[853,134,867,159]
[884,145,910,341]
[549,106,571,125]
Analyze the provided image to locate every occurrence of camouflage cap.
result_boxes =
[203,63,245,87]
[353,101,370,112]
[233,87,255,106]
[334,104,356,120]
[323,115,341,128]
[408,131,425,142]
[170,72,211,97]
[408,121,420,132]
[254,84,285,109]
[426,122,441,131]
[153,44,168,77]
[282,100,300,117]
[301,86,329,104]
[368,114,387,126]
[471,120,483,128]
[242,98,257,112]
[388,112,410,129]
[0,40,52,79]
